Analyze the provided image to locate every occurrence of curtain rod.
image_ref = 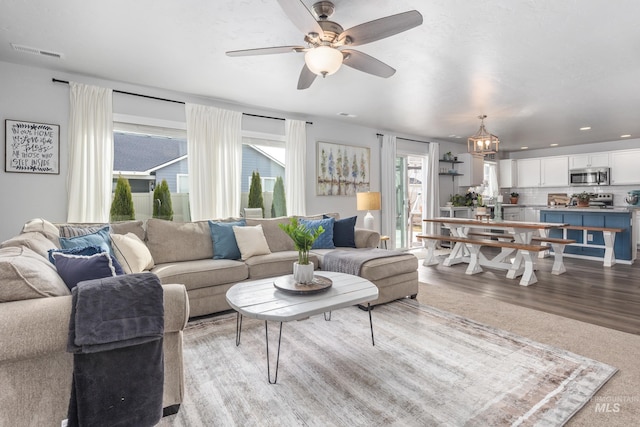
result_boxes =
[376,133,430,144]
[52,78,312,125]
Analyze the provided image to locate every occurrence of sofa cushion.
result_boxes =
[59,225,113,256]
[326,215,357,248]
[22,218,60,241]
[298,217,335,249]
[57,221,145,240]
[151,259,248,292]
[110,220,146,240]
[244,251,319,280]
[58,224,107,238]
[111,232,155,274]
[233,225,271,260]
[208,219,245,260]
[0,232,59,258]
[0,246,70,302]
[245,217,295,252]
[146,219,213,264]
[51,252,119,290]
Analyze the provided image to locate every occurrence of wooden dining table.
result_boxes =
[422,217,568,285]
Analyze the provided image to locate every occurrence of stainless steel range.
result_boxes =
[586,193,614,207]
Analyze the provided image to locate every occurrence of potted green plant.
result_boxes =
[510,192,519,204]
[279,218,325,283]
[573,191,591,207]
[443,151,453,161]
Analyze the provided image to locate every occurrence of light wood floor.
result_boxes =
[417,249,640,335]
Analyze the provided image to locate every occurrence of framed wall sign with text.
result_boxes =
[5,119,60,174]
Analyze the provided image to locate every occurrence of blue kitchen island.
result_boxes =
[540,208,637,264]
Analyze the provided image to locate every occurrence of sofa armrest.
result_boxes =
[355,228,381,248]
[0,284,189,364]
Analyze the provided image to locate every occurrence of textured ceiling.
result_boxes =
[1,0,640,151]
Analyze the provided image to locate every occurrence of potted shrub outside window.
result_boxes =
[279,218,325,283]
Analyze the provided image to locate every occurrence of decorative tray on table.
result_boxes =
[274,275,333,294]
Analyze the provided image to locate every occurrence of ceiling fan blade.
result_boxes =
[277,0,324,37]
[341,50,395,78]
[297,64,317,90]
[226,46,304,57]
[339,10,423,46]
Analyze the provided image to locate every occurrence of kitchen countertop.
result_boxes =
[442,205,639,212]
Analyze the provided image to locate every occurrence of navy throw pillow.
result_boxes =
[52,252,119,290]
[325,215,357,248]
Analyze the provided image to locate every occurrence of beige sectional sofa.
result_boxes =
[0,219,189,426]
[0,214,418,426]
[144,215,419,317]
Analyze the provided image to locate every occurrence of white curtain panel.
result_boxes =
[426,142,440,236]
[380,134,397,248]
[186,103,242,220]
[284,119,307,216]
[67,82,113,223]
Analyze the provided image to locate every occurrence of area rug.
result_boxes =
[160,300,617,426]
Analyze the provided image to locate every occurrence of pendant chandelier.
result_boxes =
[468,114,499,156]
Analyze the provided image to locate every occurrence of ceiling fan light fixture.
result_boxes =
[468,115,499,156]
[304,45,343,77]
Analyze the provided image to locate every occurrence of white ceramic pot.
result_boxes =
[293,262,314,284]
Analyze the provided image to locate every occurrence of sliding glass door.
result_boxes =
[395,154,428,250]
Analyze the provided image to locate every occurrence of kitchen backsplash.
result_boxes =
[503,185,640,207]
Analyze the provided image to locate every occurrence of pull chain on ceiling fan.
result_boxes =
[226,0,423,89]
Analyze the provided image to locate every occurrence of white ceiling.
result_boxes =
[2,0,640,152]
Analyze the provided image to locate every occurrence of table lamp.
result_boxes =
[356,192,381,230]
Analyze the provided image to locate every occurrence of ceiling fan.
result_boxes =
[226,0,423,90]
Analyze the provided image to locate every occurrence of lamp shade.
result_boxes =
[356,192,381,211]
[304,46,343,76]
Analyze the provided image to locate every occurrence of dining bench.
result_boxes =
[466,231,575,275]
[417,234,547,286]
[559,225,624,267]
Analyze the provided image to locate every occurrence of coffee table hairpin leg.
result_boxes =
[265,321,284,384]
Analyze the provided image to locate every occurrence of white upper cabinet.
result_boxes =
[516,158,541,187]
[541,156,569,186]
[499,159,517,188]
[456,153,484,187]
[611,149,640,185]
[516,156,568,187]
[569,152,610,169]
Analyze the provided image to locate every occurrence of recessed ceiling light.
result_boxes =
[337,112,356,118]
[580,126,591,131]
[520,146,528,150]
[621,134,631,138]
[550,143,558,146]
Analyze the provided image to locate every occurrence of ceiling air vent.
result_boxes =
[11,43,62,59]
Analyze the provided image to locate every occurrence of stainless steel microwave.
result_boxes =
[569,167,610,186]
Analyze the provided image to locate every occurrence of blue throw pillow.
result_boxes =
[51,252,118,290]
[299,217,335,249]
[208,219,246,260]
[326,215,357,248]
[48,245,104,264]
[59,225,113,256]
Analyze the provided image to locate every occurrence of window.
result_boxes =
[113,118,189,221]
[482,161,498,197]
[241,132,286,217]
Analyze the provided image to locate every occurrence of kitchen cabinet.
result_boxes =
[516,159,541,187]
[523,207,539,222]
[516,156,568,187]
[541,156,569,186]
[499,159,517,188]
[456,153,483,187]
[611,149,640,185]
[503,206,523,221]
[569,152,610,169]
